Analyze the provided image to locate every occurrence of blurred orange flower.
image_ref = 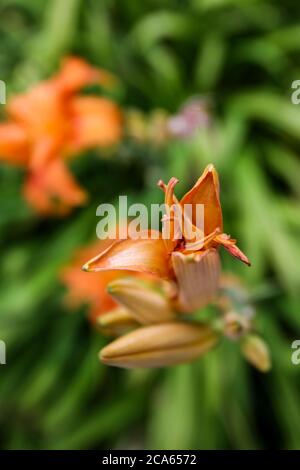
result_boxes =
[0,56,123,215]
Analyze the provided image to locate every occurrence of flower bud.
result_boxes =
[100,322,220,368]
[97,307,138,336]
[107,277,175,325]
[241,334,271,372]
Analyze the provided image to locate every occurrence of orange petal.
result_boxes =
[8,84,66,133]
[0,123,29,165]
[180,164,223,236]
[38,159,87,205]
[83,235,171,279]
[215,233,251,266]
[30,138,62,170]
[68,96,123,151]
[23,159,87,215]
[7,84,69,169]
[54,56,117,94]
[171,249,221,312]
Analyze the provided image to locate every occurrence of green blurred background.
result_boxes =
[0,0,300,449]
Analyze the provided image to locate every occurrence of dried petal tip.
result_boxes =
[157,179,166,190]
[206,163,215,172]
[215,234,251,266]
[107,278,175,325]
[241,334,271,373]
[100,322,220,368]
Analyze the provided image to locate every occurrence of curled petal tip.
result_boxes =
[157,177,179,192]
[81,263,89,272]
[206,163,215,172]
[168,177,179,190]
[227,246,251,267]
[215,234,251,266]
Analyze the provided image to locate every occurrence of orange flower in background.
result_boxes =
[0,56,123,215]
[5,56,121,169]
[61,239,125,324]
[52,56,117,96]
[83,164,250,312]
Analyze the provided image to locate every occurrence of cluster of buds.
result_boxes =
[0,57,122,215]
[76,164,270,370]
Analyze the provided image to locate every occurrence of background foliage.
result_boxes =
[0,0,300,449]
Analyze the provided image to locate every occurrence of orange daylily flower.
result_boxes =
[83,164,250,312]
[52,56,117,95]
[0,56,123,215]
